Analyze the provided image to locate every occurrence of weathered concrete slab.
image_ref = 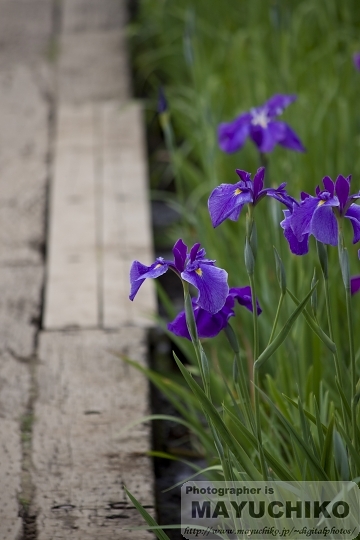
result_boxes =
[100,102,156,328]
[0,419,24,540]
[0,351,30,419]
[62,0,127,33]
[0,267,43,357]
[0,0,52,61]
[44,101,157,330]
[0,65,50,265]
[44,104,98,330]
[33,329,154,539]
[0,352,30,539]
[58,31,130,103]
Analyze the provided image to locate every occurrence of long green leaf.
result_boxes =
[321,415,335,478]
[313,396,325,452]
[223,404,296,481]
[283,394,327,433]
[255,282,317,370]
[260,390,329,480]
[336,422,360,474]
[124,487,171,540]
[173,352,263,480]
[335,377,351,420]
[287,288,336,354]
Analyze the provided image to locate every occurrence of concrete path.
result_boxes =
[0,1,156,538]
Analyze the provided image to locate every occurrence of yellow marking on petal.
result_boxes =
[195,268,203,277]
[318,200,325,207]
[154,263,163,269]
[234,188,242,196]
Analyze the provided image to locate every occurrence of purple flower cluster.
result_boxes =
[218,94,305,154]
[129,239,228,314]
[208,167,295,228]
[281,175,360,255]
[168,287,262,340]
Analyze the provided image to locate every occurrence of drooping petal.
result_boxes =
[172,239,187,272]
[229,286,262,315]
[289,197,320,240]
[335,175,350,214]
[351,276,360,295]
[182,263,229,314]
[310,206,338,246]
[265,94,297,117]
[281,209,309,255]
[167,306,192,339]
[264,188,297,210]
[208,182,252,228]
[249,123,277,153]
[345,204,360,244]
[129,259,168,300]
[218,113,251,153]
[276,121,305,152]
[167,300,231,340]
[226,205,243,222]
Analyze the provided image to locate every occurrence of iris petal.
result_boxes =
[335,175,350,213]
[265,94,297,117]
[218,113,251,153]
[129,260,168,300]
[281,210,309,255]
[276,121,306,152]
[208,182,252,228]
[253,167,265,199]
[172,239,187,272]
[345,204,360,244]
[351,276,360,295]
[182,264,229,314]
[322,176,335,196]
[291,197,320,240]
[311,206,338,246]
[167,286,261,340]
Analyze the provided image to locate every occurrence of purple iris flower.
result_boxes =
[168,286,262,340]
[353,52,360,71]
[351,276,360,295]
[284,175,360,252]
[280,195,310,256]
[208,167,296,228]
[218,94,305,154]
[129,239,229,314]
[350,250,360,295]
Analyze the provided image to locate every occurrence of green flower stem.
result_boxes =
[246,206,268,480]
[248,272,259,363]
[322,271,352,446]
[337,227,358,458]
[345,286,357,450]
[267,292,285,345]
[254,367,268,481]
[224,323,255,432]
[182,280,210,398]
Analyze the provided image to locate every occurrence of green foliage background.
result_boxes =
[128,0,360,496]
